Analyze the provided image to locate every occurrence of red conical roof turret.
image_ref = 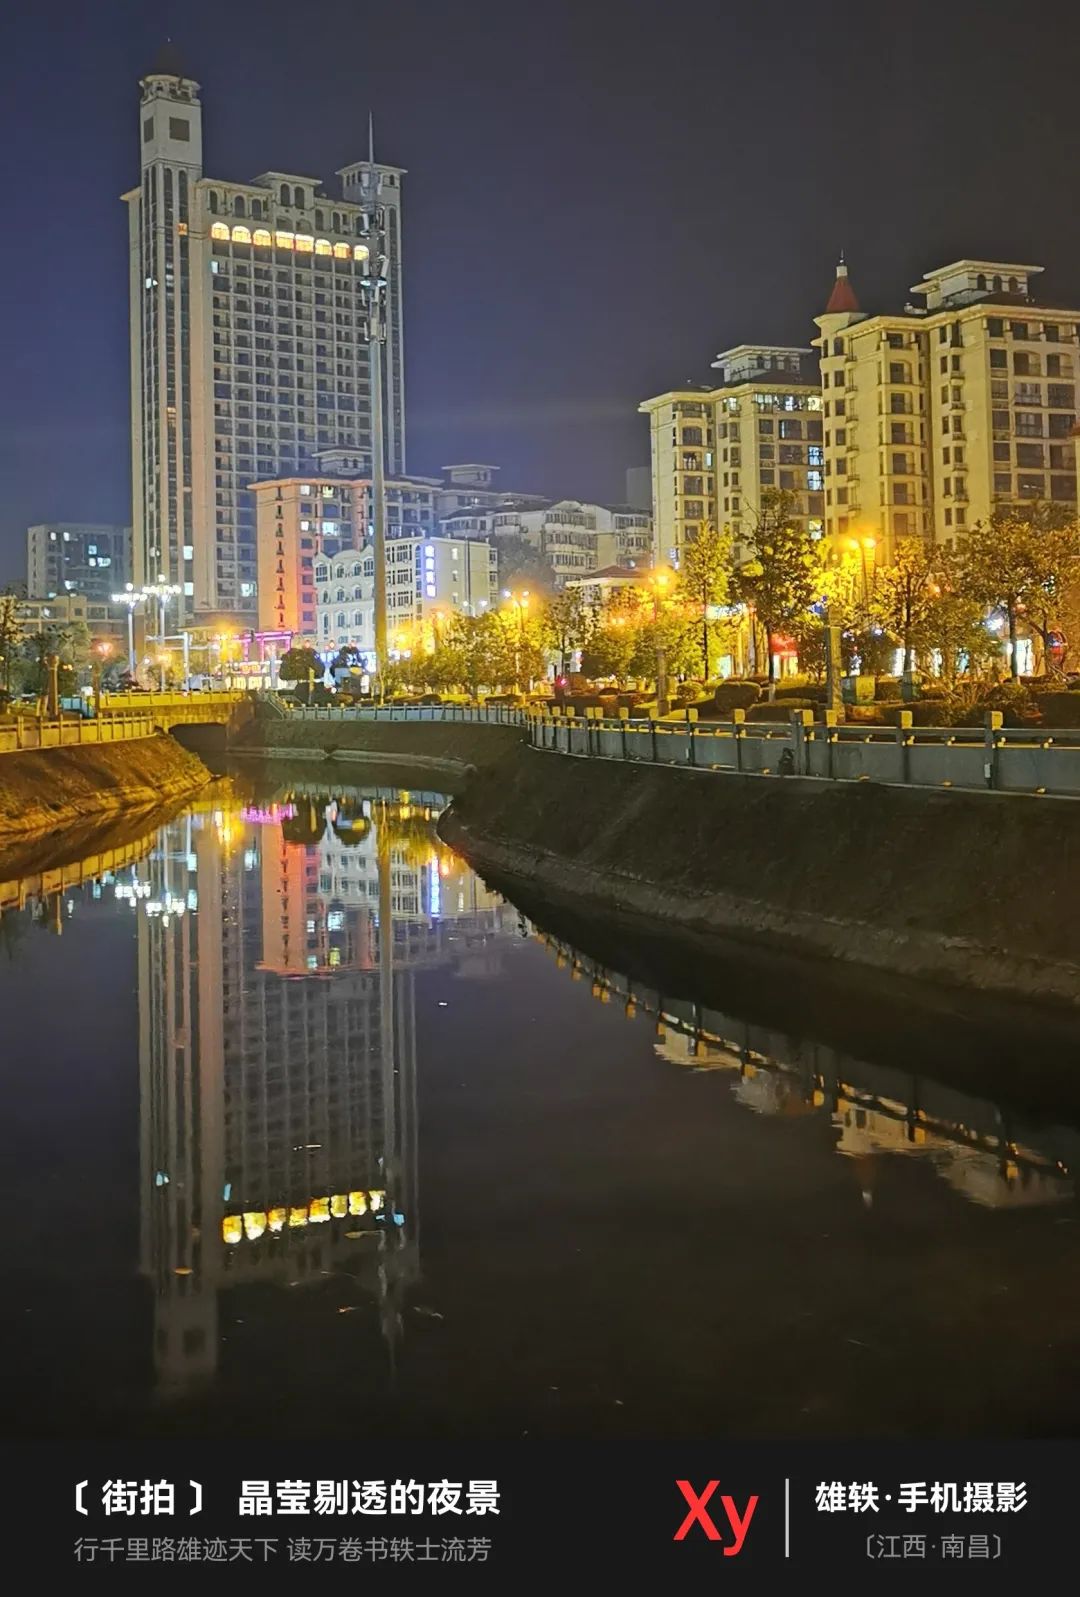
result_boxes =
[825,254,860,314]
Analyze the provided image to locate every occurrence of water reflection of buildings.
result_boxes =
[538,934,1080,1211]
[135,789,515,1395]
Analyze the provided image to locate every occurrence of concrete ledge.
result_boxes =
[439,741,1080,1009]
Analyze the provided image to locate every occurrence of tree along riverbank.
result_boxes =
[439,740,1080,1009]
[0,735,211,848]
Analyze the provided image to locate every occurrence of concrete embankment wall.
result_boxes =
[439,742,1080,1007]
[0,735,211,847]
[232,716,522,783]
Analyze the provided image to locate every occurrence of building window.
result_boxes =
[168,117,190,141]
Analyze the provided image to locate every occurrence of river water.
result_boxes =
[2,767,1080,1441]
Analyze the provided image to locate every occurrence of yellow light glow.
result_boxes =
[315,238,332,255]
[268,1207,286,1233]
[333,242,350,260]
[253,228,272,247]
[353,244,369,262]
[369,1190,385,1211]
[210,222,230,241]
[275,230,295,250]
[288,1205,308,1228]
[295,234,314,253]
[330,1194,348,1219]
[348,1191,368,1216]
[309,1197,331,1224]
[242,1210,267,1240]
[862,537,877,550]
[222,1216,243,1245]
[231,224,251,245]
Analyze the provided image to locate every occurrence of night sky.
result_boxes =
[1,0,1078,584]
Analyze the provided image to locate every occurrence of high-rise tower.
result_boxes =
[125,52,407,621]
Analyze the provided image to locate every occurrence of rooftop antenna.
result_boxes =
[358,113,389,700]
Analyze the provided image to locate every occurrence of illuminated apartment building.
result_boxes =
[125,51,406,622]
[26,522,131,603]
[813,258,1079,557]
[314,536,497,657]
[639,347,822,568]
[434,466,652,586]
[252,464,438,641]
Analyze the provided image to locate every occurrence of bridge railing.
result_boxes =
[288,703,528,727]
[0,712,159,755]
[527,708,1080,799]
[98,690,244,714]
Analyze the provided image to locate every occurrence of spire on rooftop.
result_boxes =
[824,253,860,314]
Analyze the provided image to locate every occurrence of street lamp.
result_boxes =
[111,583,145,673]
[141,577,182,690]
[647,568,672,715]
[91,640,111,716]
[508,591,530,692]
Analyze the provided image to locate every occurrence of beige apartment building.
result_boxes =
[435,473,652,586]
[639,346,823,569]
[813,258,1079,558]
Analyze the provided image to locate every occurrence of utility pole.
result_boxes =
[357,116,389,700]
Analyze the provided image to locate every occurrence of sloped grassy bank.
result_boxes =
[439,742,1080,1007]
[0,735,211,847]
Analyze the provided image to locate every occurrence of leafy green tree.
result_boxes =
[677,521,731,677]
[877,537,941,674]
[278,645,324,699]
[734,490,820,681]
[958,504,1078,679]
[0,591,20,698]
[494,534,554,596]
[546,588,591,675]
[1020,515,1080,677]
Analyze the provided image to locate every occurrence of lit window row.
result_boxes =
[209,222,367,261]
[221,1188,386,1243]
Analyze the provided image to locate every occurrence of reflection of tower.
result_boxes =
[137,796,420,1399]
[138,812,224,1392]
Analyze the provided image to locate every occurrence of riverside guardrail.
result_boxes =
[529,706,1080,799]
[289,703,528,727]
[277,699,1080,797]
[0,712,159,755]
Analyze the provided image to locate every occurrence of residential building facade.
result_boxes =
[26,523,131,603]
[253,469,438,641]
[125,53,406,623]
[813,258,1079,557]
[15,592,127,646]
[639,347,822,569]
[315,536,496,658]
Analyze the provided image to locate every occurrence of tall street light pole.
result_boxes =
[649,569,670,716]
[112,583,144,673]
[141,577,181,692]
[357,117,388,701]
